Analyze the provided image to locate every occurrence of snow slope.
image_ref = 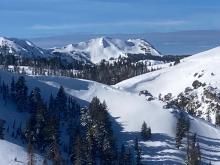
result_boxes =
[32,74,220,164]
[52,37,161,63]
[0,97,46,164]
[115,46,220,125]
[0,37,49,58]
[0,140,45,165]
[115,46,220,97]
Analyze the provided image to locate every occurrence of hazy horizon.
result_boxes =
[28,30,220,55]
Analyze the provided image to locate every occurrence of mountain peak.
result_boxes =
[0,36,161,64]
[95,37,112,48]
[0,37,48,57]
[0,36,6,41]
[52,37,161,63]
[0,37,12,45]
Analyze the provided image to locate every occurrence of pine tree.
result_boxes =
[28,87,41,114]
[27,139,35,165]
[186,133,201,165]
[81,97,117,164]
[125,147,132,165]
[2,81,9,104]
[147,127,151,139]
[206,109,211,122]
[141,121,151,141]
[215,108,220,126]
[119,144,126,165]
[141,122,147,140]
[134,138,142,165]
[27,87,46,148]
[176,117,182,149]
[43,117,60,155]
[0,120,5,139]
[118,144,132,165]
[42,159,48,165]
[10,77,16,101]
[48,94,55,116]
[72,133,84,165]
[55,86,67,119]
[15,76,28,111]
[85,128,96,165]
[94,98,115,162]
[176,112,190,149]
[51,137,61,165]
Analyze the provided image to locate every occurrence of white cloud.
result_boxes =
[30,20,188,30]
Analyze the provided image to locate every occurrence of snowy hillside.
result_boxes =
[116,46,220,124]
[51,37,161,63]
[0,37,49,58]
[0,67,220,164]
[34,73,220,164]
[1,46,220,164]
[115,46,220,95]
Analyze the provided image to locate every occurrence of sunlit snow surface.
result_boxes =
[52,37,161,63]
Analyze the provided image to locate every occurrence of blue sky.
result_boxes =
[1,0,220,38]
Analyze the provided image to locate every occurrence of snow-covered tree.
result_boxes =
[176,112,190,149]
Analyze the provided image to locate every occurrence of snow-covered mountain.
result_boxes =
[51,37,161,63]
[0,37,49,58]
[0,36,161,64]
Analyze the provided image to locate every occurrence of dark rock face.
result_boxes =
[192,80,203,89]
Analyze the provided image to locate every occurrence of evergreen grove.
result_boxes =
[0,75,153,165]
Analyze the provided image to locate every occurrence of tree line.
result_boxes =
[0,52,182,85]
